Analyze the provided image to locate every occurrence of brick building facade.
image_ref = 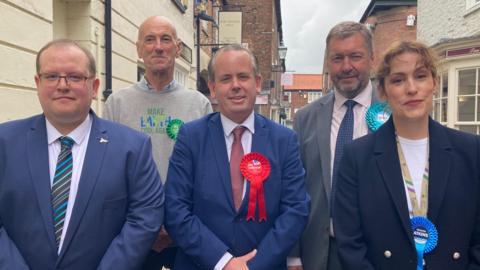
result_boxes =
[221,0,285,121]
[283,74,323,128]
[360,0,417,70]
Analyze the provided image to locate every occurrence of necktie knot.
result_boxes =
[232,126,246,141]
[59,136,74,150]
[344,99,356,110]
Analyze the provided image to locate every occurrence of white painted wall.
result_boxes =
[0,0,196,123]
[418,0,480,45]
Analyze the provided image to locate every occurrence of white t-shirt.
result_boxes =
[398,136,428,216]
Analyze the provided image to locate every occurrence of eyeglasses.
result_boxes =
[38,73,93,86]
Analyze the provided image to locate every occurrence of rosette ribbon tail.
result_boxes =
[258,185,267,221]
[415,241,426,270]
[247,182,258,221]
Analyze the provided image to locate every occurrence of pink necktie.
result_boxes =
[230,126,246,211]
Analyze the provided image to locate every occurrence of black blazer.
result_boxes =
[333,117,480,270]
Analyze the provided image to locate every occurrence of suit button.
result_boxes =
[453,252,461,260]
[384,250,392,258]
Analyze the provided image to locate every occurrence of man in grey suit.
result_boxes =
[288,22,378,270]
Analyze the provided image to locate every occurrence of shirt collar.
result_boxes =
[46,114,92,146]
[334,80,373,110]
[138,76,176,92]
[220,111,255,137]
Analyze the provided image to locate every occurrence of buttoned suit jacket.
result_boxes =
[333,117,480,270]
[0,113,164,270]
[165,112,310,270]
[290,88,378,270]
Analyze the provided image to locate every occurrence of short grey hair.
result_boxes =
[208,44,259,81]
[326,21,373,57]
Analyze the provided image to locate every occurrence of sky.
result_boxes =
[280,0,371,74]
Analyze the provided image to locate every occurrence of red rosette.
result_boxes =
[240,152,271,221]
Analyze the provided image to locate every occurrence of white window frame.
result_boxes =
[432,72,448,124]
[285,108,291,120]
[174,65,188,88]
[307,91,322,103]
[285,92,291,103]
[455,67,480,134]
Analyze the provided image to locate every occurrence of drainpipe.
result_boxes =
[94,27,101,113]
[103,0,112,100]
[196,14,201,92]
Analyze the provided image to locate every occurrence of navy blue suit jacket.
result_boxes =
[333,117,480,270]
[165,113,310,270]
[0,113,164,270]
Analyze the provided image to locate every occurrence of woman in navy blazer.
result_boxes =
[333,40,480,270]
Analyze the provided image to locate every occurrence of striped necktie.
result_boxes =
[52,136,74,247]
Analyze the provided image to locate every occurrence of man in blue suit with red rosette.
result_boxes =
[0,39,164,270]
[165,44,310,270]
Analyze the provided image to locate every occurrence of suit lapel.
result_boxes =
[426,119,452,223]
[58,114,108,260]
[374,119,413,245]
[251,114,268,160]
[208,114,236,211]
[316,94,334,202]
[27,115,57,250]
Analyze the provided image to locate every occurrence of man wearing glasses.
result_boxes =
[0,39,164,270]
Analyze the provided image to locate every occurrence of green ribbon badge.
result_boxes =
[166,119,184,140]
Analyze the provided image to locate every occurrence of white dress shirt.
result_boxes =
[215,111,255,270]
[330,81,373,177]
[46,114,92,253]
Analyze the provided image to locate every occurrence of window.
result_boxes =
[179,42,192,63]
[456,67,480,134]
[307,91,322,103]
[432,72,448,123]
[174,65,188,88]
[284,92,291,102]
[285,108,291,120]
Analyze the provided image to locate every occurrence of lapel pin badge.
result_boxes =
[99,137,109,144]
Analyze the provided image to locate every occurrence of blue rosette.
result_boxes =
[411,216,438,270]
[365,102,391,131]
